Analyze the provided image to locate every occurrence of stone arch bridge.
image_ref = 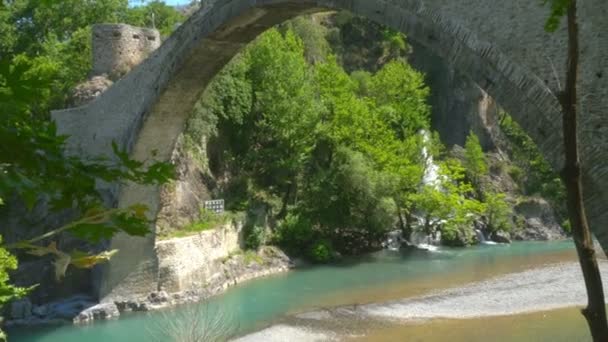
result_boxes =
[52,0,608,301]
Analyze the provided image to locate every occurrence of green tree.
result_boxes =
[464,131,487,189]
[482,192,512,233]
[437,158,485,246]
[126,0,185,36]
[245,28,324,214]
[499,111,565,211]
[284,16,330,64]
[368,60,430,139]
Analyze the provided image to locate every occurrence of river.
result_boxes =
[11,241,597,341]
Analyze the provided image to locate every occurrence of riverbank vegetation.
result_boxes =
[0,2,574,336]
[181,15,526,262]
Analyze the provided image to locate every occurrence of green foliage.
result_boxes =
[196,22,431,258]
[542,0,571,32]
[187,16,533,261]
[299,147,398,254]
[244,225,266,250]
[308,240,333,264]
[483,192,513,233]
[408,158,485,246]
[0,2,177,328]
[499,112,565,213]
[326,11,410,72]
[0,236,29,305]
[126,0,185,37]
[160,209,238,240]
[562,219,572,234]
[368,60,430,139]
[283,16,330,64]
[0,0,183,113]
[464,131,488,186]
[274,212,314,256]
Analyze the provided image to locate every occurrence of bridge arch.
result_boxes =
[52,0,608,300]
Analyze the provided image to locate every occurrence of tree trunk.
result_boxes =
[560,1,608,340]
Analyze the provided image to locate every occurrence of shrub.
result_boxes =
[309,240,333,263]
[464,131,488,186]
[440,225,475,247]
[483,192,513,233]
[508,165,525,188]
[274,212,314,255]
[562,219,572,234]
[244,225,266,250]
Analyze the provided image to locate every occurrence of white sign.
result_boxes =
[204,199,224,214]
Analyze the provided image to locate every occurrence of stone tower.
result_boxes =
[71,24,161,107]
[92,24,161,79]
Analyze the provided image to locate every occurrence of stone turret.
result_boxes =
[70,24,161,107]
[92,24,161,79]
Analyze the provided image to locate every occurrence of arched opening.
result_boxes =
[51,0,607,301]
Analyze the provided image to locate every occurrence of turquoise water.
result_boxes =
[10,241,577,341]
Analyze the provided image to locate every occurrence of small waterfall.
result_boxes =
[420,130,441,189]
[409,230,439,252]
[476,229,497,245]
[384,230,404,251]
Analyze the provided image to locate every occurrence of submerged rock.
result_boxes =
[73,303,120,324]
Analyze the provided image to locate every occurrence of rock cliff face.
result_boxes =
[408,42,500,152]
[156,137,215,236]
[513,198,566,241]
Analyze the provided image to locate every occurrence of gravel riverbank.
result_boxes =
[235,260,608,341]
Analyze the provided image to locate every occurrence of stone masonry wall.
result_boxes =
[92,24,161,79]
[156,222,243,293]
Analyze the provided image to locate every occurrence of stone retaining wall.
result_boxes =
[156,221,243,293]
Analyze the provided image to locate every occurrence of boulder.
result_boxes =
[73,303,119,324]
[147,291,169,305]
[491,230,512,244]
[31,304,50,317]
[48,295,96,320]
[513,198,566,241]
[10,299,32,320]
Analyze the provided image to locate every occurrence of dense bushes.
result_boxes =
[186,16,533,261]
[186,24,430,259]
[498,112,566,215]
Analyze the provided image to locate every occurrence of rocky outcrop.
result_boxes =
[512,198,567,241]
[409,42,500,152]
[73,303,120,324]
[491,230,512,244]
[70,75,113,107]
[5,295,97,327]
[9,299,32,320]
[156,137,214,236]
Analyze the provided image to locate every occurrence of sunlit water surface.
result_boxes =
[11,241,584,341]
